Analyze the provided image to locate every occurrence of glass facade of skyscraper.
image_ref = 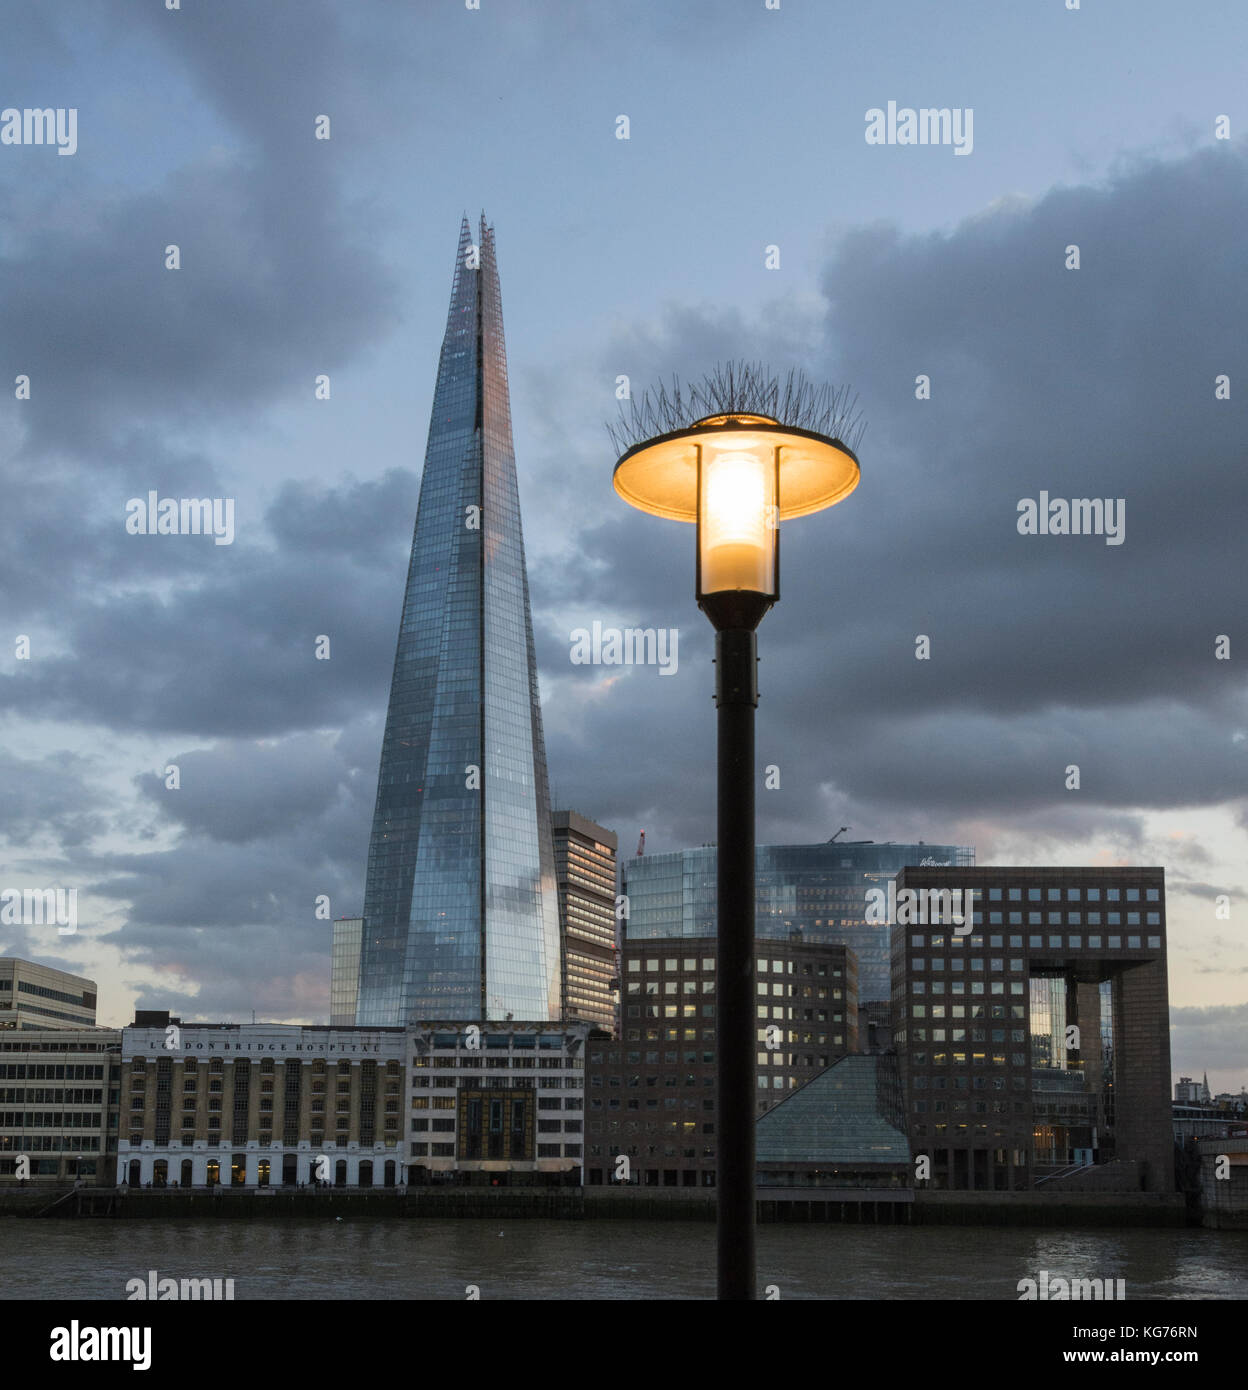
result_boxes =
[622,841,975,1003]
[356,217,561,1025]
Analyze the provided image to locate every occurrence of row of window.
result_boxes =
[904,924,1160,950]
[912,1061,1026,1077]
[0,1087,103,1104]
[128,1123,401,1145]
[0,1111,104,1128]
[911,1106,1017,1117]
[969,912,1161,927]
[412,1056,580,1068]
[979,887,1159,902]
[911,934,1161,957]
[913,983,1026,998]
[906,1006,1026,1026]
[0,1135,100,1151]
[407,1142,583,1158]
[626,957,843,976]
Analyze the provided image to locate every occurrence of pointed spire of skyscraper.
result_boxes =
[356,217,561,1025]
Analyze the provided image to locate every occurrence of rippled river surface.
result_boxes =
[10,1219,1248,1300]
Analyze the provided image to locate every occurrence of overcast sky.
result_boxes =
[1,0,1244,1092]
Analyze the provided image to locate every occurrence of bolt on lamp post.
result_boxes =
[609,363,863,1301]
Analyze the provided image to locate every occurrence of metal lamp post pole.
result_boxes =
[715,626,758,1301]
[610,381,862,1301]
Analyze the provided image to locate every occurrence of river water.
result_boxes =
[10,1219,1247,1300]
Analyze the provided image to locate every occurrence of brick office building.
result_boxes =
[116,1017,407,1188]
[892,866,1173,1193]
[584,935,857,1188]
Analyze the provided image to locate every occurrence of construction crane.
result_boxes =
[829,826,851,843]
[636,829,645,857]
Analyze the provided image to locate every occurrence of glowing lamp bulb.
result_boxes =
[699,450,775,594]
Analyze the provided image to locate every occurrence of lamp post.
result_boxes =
[610,367,861,1300]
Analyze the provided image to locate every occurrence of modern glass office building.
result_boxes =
[356,216,561,1026]
[622,841,974,1004]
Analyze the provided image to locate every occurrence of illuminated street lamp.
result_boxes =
[610,364,862,1301]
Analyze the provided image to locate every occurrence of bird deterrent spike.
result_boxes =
[607,359,865,457]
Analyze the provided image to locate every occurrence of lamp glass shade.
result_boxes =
[698,446,776,597]
[613,414,859,523]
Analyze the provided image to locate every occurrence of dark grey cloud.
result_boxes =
[2,470,416,737]
[0,749,109,854]
[1,142,398,461]
[539,143,1248,850]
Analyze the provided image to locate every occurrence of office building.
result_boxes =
[357,216,560,1026]
[892,865,1173,1193]
[552,811,618,1030]
[330,917,363,1027]
[623,839,973,1006]
[0,1027,120,1185]
[0,958,98,1030]
[584,936,857,1189]
[407,1020,589,1185]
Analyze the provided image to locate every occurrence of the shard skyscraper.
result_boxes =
[356,216,562,1025]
